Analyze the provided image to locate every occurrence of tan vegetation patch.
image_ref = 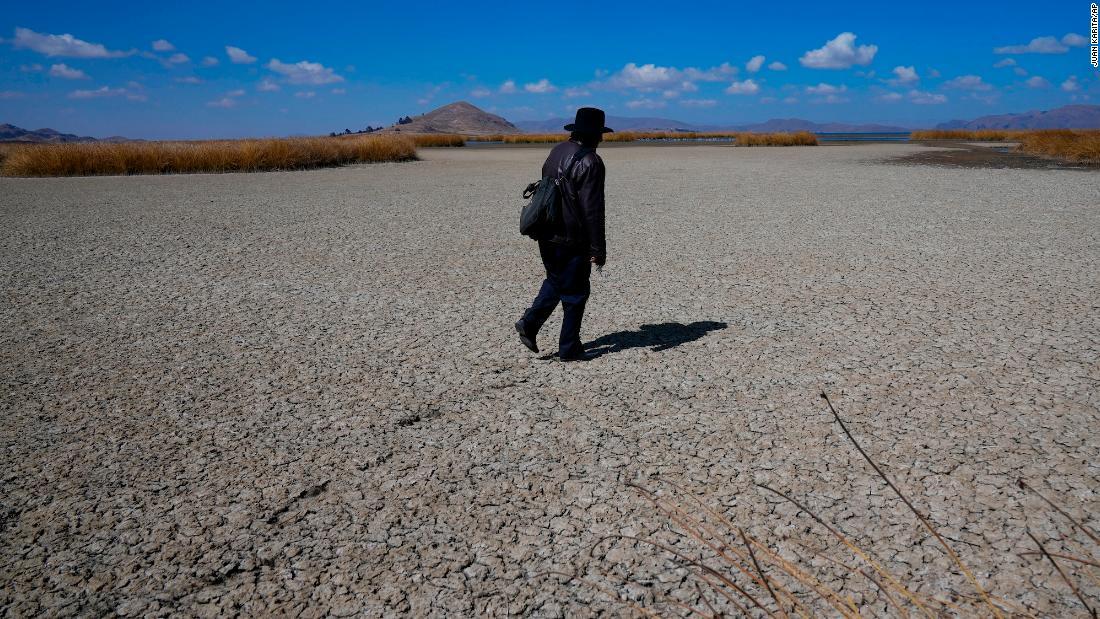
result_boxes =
[1015,129,1100,164]
[1,134,417,177]
[408,134,466,148]
[910,129,1027,141]
[912,129,1100,164]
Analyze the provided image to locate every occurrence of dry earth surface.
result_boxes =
[1,144,1098,616]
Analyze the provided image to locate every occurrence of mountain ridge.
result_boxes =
[934,104,1100,129]
[0,123,98,143]
[514,115,910,133]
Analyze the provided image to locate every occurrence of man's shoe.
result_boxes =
[515,321,538,353]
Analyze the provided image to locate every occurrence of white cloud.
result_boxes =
[470,87,492,98]
[1026,76,1050,89]
[201,56,219,67]
[69,85,145,101]
[993,58,1016,68]
[662,89,680,98]
[257,78,280,92]
[175,76,202,84]
[0,91,26,99]
[1061,76,1080,92]
[166,53,189,65]
[943,75,992,91]
[151,39,174,52]
[768,61,787,71]
[782,96,798,104]
[227,89,245,97]
[805,83,847,94]
[267,59,343,84]
[563,87,591,98]
[331,88,345,95]
[19,63,43,72]
[604,62,736,94]
[225,45,257,64]
[49,63,88,80]
[927,68,941,78]
[745,55,765,73]
[1062,33,1088,47]
[799,32,877,69]
[294,91,315,99]
[725,79,759,95]
[625,98,666,109]
[499,79,517,94]
[876,92,903,102]
[680,98,717,108]
[891,65,918,84]
[994,36,1069,54]
[908,90,947,104]
[1014,67,1028,76]
[206,97,237,108]
[682,63,738,81]
[524,78,556,93]
[13,27,129,58]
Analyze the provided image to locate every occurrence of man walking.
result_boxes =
[515,107,611,361]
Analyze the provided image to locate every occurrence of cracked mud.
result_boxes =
[1,144,1098,615]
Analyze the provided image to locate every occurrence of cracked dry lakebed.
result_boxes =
[1,143,1098,616]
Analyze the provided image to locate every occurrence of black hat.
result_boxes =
[564,107,614,133]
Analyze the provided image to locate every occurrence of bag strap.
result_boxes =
[557,146,593,183]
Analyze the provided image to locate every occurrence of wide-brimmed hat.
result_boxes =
[564,107,614,133]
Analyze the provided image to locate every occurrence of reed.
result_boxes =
[1,134,418,177]
[408,133,466,147]
[0,142,27,167]
[910,129,1025,141]
[734,131,818,146]
[468,133,564,144]
[1015,129,1100,164]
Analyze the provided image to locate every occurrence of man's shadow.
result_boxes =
[584,321,727,356]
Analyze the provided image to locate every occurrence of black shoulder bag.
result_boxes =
[519,147,591,240]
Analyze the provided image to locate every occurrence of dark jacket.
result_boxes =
[541,140,606,261]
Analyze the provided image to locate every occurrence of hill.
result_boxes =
[387,101,518,135]
[935,104,1100,130]
[515,115,908,133]
[0,123,98,143]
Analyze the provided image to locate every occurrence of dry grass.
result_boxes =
[469,133,564,144]
[564,393,1100,617]
[910,129,1026,141]
[0,142,29,167]
[408,134,466,147]
[1015,129,1100,164]
[469,131,818,146]
[732,131,818,146]
[911,129,1100,164]
[0,134,417,177]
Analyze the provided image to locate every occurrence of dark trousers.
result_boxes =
[520,241,591,358]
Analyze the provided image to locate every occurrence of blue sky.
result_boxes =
[0,0,1096,138]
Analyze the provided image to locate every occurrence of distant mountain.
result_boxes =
[0,123,100,143]
[387,101,518,135]
[935,104,1100,130]
[514,115,908,133]
[515,115,698,133]
[729,118,909,133]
